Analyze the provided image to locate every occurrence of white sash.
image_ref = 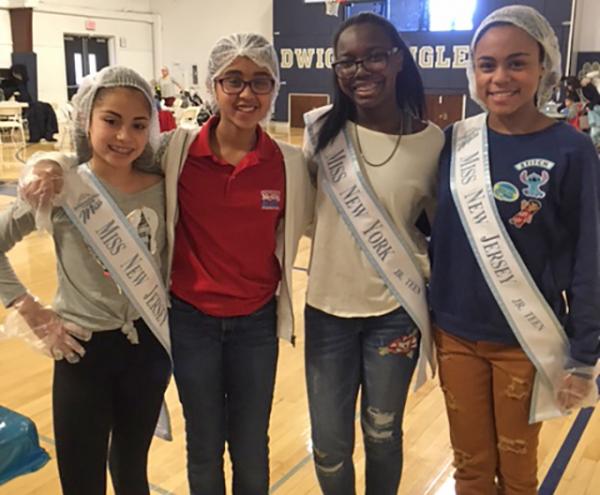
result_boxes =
[304,108,435,387]
[451,113,575,422]
[61,164,171,357]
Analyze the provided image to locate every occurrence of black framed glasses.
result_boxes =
[216,76,275,95]
[332,47,400,79]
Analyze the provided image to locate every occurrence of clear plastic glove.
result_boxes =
[3,294,92,363]
[18,160,65,233]
[555,360,599,413]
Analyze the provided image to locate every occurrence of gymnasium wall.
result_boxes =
[5,0,600,118]
[33,10,154,106]
[0,9,12,68]
[37,0,152,12]
[273,0,575,121]
[572,0,600,76]
[149,0,273,95]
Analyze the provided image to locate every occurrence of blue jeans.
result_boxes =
[305,305,419,495]
[170,295,279,495]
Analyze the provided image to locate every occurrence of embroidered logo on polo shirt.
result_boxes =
[260,190,281,210]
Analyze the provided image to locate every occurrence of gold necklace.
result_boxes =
[354,120,404,167]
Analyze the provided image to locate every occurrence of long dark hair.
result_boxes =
[315,12,425,153]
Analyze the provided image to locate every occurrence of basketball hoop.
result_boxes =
[325,0,345,17]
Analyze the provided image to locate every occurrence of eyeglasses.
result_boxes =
[216,76,275,95]
[332,47,400,79]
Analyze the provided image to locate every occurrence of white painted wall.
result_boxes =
[573,0,600,53]
[33,10,154,106]
[0,9,11,68]
[149,0,272,96]
[37,0,151,13]
[12,0,597,107]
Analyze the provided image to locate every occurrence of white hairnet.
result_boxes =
[466,5,562,110]
[205,33,280,115]
[71,65,159,168]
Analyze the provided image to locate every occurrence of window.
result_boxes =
[387,0,476,32]
[389,0,428,31]
[428,0,475,31]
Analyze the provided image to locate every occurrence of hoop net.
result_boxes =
[325,0,345,17]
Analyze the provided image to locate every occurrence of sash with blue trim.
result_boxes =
[450,113,598,422]
[62,164,171,356]
[304,107,435,387]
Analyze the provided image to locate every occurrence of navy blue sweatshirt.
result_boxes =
[429,121,600,366]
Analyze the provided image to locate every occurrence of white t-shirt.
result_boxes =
[306,121,444,317]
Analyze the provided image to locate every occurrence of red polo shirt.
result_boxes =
[170,117,286,317]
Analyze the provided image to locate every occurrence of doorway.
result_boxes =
[64,35,110,99]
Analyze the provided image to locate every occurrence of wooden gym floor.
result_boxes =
[0,131,599,494]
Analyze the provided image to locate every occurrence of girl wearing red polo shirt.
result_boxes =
[20,34,314,495]
[144,34,312,495]
[164,34,314,495]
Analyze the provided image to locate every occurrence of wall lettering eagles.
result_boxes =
[279,45,470,70]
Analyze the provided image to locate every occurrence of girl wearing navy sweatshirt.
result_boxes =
[429,6,600,495]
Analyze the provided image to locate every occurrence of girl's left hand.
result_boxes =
[556,372,596,412]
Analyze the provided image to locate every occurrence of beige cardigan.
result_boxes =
[157,127,314,342]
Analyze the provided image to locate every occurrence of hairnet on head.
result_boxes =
[71,65,159,167]
[466,5,562,110]
[205,33,280,115]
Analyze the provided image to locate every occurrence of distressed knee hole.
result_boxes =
[315,461,344,475]
[505,376,530,400]
[313,449,344,475]
[441,386,459,411]
[498,436,528,455]
[362,406,395,442]
[453,449,473,470]
[378,330,418,357]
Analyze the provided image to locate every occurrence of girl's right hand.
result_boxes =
[19,160,64,210]
[9,294,92,363]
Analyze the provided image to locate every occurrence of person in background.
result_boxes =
[0,64,32,103]
[0,64,59,142]
[157,66,182,107]
[581,74,600,147]
[561,90,585,130]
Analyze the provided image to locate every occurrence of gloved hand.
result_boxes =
[5,294,92,363]
[556,360,599,412]
[18,159,65,233]
[18,160,64,210]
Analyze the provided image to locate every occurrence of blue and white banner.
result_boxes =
[450,113,598,422]
[62,164,171,357]
[305,107,435,386]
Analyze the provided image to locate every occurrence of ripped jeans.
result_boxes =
[434,328,542,495]
[305,305,418,495]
